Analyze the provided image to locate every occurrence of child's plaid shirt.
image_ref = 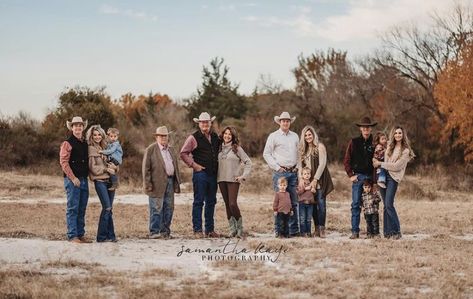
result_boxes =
[361,192,381,214]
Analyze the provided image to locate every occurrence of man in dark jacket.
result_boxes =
[180,112,220,238]
[343,117,377,239]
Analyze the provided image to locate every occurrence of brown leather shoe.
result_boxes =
[69,238,82,243]
[193,232,204,239]
[319,227,326,238]
[79,236,93,243]
[205,231,220,238]
[349,232,359,239]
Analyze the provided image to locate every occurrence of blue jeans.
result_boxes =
[312,190,326,227]
[299,203,313,234]
[351,173,371,233]
[379,173,400,236]
[192,171,217,233]
[64,177,89,240]
[149,177,175,235]
[94,180,116,242]
[276,212,290,237]
[377,168,387,184]
[272,171,299,235]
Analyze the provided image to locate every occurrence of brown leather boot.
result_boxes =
[319,226,326,238]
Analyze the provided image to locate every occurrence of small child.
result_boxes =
[297,167,315,237]
[361,179,381,238]
[100,128,123,191]
[373,131,387,188]
[273,177,293,238]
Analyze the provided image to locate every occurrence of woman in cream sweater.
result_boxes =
[217,126,252,238]
[373,126,415,240]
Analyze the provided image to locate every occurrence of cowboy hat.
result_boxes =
[66,116,88,131]
[355,116,377,127]
[274,112,296,124]
[193,112,216,123]
[153,126,173,136]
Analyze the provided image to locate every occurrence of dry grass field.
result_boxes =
[0,162,472,298]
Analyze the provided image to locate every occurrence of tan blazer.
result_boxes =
[142,142,181,198]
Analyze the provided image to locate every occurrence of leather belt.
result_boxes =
[281,166,297,173]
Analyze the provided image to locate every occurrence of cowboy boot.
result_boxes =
[319,226,326,238]
[228,216,237,237]
[236,217,243,238]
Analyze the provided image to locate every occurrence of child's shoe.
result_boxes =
[377,181,386,189]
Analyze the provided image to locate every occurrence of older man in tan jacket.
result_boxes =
[142,126,181,239]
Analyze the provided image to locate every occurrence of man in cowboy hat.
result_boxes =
[180,112,220,238]
[143,126,181,239]
[263,112,300,237]
[344,116,377,239]
[59,116,91,243]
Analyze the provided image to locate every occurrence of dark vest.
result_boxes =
[65,135,89,178]
[350,135,374,175]
[192,130,220,175]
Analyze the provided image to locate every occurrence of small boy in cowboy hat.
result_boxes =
[343,116,377,239]
[99,127,123,191]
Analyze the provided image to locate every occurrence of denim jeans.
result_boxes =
[94,180,116,242]
[149,177,175,236]
[64,177,89,240]
[299,203,313,234]
[377,168,387,183]
[379,173,400,236]
[109,174,118,186]
[351,173,371,233]
[192,171,217,233]
[276,212,290,237]
[272,171,299,235]
[312,190,326,227]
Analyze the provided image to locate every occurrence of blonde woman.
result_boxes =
[373,126,415,240]
[297,126,334,238]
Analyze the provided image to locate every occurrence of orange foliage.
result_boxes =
[434,42,473,161]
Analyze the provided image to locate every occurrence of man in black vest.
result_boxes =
[180,112,220,238]
[343,117,377,239]
[59,116,91,243]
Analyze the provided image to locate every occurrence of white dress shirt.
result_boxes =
[263,129,299,171]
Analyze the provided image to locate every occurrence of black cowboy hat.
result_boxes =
[355,116,377,127]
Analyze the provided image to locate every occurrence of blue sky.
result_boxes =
[0,0,464,119]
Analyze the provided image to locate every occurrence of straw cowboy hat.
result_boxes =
[274,112,296,124]
[66,116,88,131]
[193,112,216,123]
[355,116,377,127]
[153,126,173,136]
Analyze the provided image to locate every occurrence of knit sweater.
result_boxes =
[217,144,252,183]
[381,145,411,183]
[273,191,292,214]
[88,145,117,181]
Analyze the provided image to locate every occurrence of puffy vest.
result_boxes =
[191,130,220,175]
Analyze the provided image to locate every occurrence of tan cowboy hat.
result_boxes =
[193,112,216,123]
[355,116,377,127]
[66,116,88,131]
[153,126,173,136]
[274,112,296,124]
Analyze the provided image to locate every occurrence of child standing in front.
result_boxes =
[361,179,381,238]
[100,128,123,191]
[297,167,315,237]
[273,177,293,238]
[373,132,387,188]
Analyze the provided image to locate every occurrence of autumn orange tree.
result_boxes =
[434,41,473,162]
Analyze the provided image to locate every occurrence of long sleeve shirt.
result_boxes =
[263,129,299,171]
[273,191,292,214]
[101,141,123,164]
[180,133,213,168]
[217,144,252,183]
[158,143,175,177]
[59,141,75,180]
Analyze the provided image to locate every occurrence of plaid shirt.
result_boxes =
[361,192,381,214]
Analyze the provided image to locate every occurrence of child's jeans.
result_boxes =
[276,212,290,237]
[107,157,119,187]
[298,203,313,235]
[364,212,380,235]
[377,168,386,184]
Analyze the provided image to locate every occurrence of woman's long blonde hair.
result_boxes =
[298,125,319,159]
[86,125,107,148]
[386,125,415,160]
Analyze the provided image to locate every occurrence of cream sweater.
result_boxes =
[381,146,411,183]
[217,144,252,183]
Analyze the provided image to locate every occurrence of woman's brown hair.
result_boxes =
[219,126,240,153]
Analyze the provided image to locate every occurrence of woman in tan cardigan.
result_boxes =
[87,125,118,242]
[297,125,333,238]
[373,126,415,240]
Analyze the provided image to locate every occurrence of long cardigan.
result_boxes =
[142,142,181,198]
[298,143,334,198]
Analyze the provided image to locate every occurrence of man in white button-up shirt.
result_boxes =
[263,112,300,237]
